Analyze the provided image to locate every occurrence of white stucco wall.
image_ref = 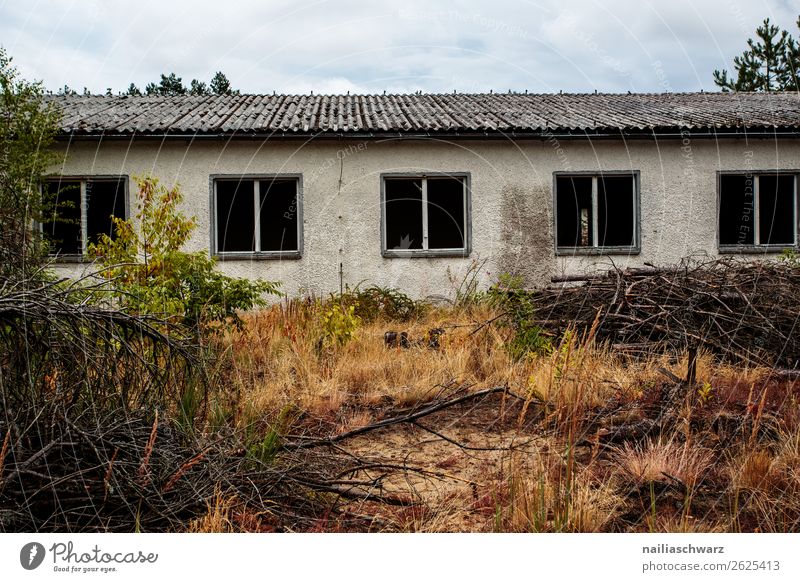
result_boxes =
[51,135,800,298]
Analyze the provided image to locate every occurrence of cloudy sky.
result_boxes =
[0,0,798,95]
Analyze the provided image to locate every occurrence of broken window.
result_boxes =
[719,173,796,247]
[214,177,301,255]
[555,173,637,250]
[383,175,468,255]
[42,178,126,256]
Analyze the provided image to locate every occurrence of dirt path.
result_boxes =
[342,394,546,531]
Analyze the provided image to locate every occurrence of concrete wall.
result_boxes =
[52,135,800,298]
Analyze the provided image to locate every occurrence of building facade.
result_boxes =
[47,92,800,297]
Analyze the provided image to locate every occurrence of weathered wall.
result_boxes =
[52,135,800,297]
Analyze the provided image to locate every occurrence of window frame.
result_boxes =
[553,170,641,256]
[380,172,472,258]
[40,175,129,261]
[717,170,799,253]
[210,174,303,260]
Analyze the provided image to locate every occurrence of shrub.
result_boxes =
[321,302,360,346]
[0,47,63,279]
[339,284,426,322]
[90,176,280,330]
[488,272,552,359]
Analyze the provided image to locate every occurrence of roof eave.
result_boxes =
[53,126,800,142]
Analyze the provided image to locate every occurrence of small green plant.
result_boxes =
[488,272,552,360]
[780,248,799,266]
[247,428,281,466]
[321,302,360,346]
[90,176,280,330]
[696,381,715,407]
[339,284,426,322]
[448,258,489,308]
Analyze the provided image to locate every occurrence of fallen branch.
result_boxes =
[283,386,508,450]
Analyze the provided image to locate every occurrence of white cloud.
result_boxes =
[1,0,798,94]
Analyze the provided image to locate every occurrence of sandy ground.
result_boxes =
[340,393,547,531]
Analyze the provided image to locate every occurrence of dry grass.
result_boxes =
[205,299,800,533]
[500,450,622,532]
[613,438,713,488]
[220,301,529,424]
[221,301,678,429]
[186,488,238,533]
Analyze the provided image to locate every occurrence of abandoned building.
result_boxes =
[45,92,800,297]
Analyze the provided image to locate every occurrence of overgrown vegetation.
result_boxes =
[90,176,280,331]
[3,47,800,533]
[0,47,62,279]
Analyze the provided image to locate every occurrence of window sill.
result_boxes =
[215,251,302,261]
[555,247,641,257]
[718,245,796,254]
[382,249,471,259]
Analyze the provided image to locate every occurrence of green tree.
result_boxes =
[189,79,207,95]
[124,82,142,96]
[125,72,238,96]
[209,71,238,95]
[0,47,63,279]
[144,73,188,96]
[714,17,800,91]
[90,175,280,330]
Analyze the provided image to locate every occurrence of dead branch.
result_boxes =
[283,386,508,450]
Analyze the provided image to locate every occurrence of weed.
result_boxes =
[321,302,360,347]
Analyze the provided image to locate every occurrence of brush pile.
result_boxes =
[535,258,800,366]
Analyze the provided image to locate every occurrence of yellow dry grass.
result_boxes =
[207,300,800,532]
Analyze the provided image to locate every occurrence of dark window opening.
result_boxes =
[719,174,795,247]
[556,176,592,247]
[215,177,301,255]
[42,178,126,256]
[556,174,636,250]
[43,180,81,255]
[216,180,256,252]
[86,180,126,244]
[758,175,794,245]
[719,175,755,245]
[427,177,465,249]
[598,176,635,247]
[384,179,423,250]
[260,179,299,252]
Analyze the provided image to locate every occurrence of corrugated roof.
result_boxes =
[48,92,800,136]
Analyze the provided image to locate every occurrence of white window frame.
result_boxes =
[553,171,640,255]
[380,172,471,258]
[41,176,128,260]
[211,174,303,260]
[717,172,798,252]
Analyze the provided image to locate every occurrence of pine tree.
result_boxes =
[209,72,238,95]
[189,79,207,95]
[714,17,800,91]
[124,83,142,96]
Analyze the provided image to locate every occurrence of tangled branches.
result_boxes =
[539,258,800,366]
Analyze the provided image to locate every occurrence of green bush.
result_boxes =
[488,273,552,359]
[0,47,63,279]
[321,302,360,346]
[339,284,426,322]
[90,175,280,330]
